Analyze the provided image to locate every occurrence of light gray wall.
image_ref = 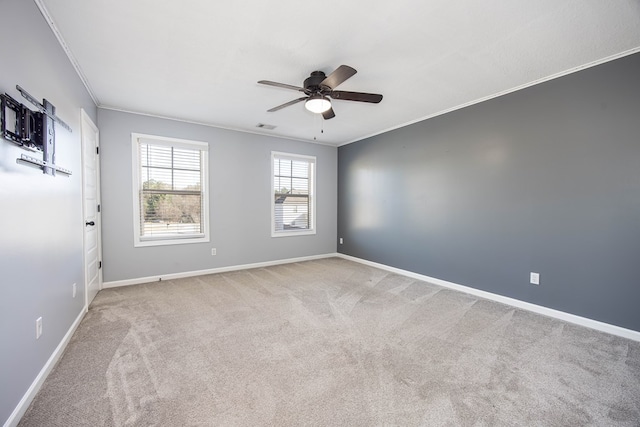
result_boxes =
[0,0,97,424]
[98,109,337,282]
[338,53,640,332]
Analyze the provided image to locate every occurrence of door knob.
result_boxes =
[85,221,95,226]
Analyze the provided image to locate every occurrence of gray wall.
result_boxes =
[338,53,640,332]
[98,109,337,283]
[0,0,98,424]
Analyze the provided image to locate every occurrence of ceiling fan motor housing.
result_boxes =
[304,71,329,93]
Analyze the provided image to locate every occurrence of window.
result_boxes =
[132,133,209,246]
[272,151,316,237]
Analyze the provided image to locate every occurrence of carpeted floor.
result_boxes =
[18,258,640,426]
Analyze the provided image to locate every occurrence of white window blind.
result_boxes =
[272,152,316,237]
[132,134,209,246]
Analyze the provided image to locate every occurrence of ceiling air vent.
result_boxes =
[256,123,276,130]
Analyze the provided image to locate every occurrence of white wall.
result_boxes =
[0,0,97,424]
[98,109,337,283]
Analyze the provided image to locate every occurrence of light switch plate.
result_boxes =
[530,272,540,285]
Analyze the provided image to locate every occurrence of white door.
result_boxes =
[81,109,101,307]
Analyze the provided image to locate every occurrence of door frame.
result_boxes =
[80,109,102,309]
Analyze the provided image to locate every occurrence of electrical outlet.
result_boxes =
[211,248,216,256]
[36,317,43,339]
[72,283,77,298]
[339,238,343,244]
[530,272,540,285]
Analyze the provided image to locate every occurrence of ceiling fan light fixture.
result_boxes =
[305,95,331,113]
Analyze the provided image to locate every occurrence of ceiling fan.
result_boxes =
[258,65,383,120]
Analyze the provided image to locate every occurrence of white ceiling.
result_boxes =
[38,0,640,146]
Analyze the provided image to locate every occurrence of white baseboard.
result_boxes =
[337,253,640,342]
[4,307,87,427]
[102,253,338,289]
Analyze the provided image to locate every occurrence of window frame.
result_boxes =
[271,151,316,238]
[131,133,210,247]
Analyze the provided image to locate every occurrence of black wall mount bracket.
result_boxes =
[0,85,72,176]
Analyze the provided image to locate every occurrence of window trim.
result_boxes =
[271,151,316,238]
[132,133,210,247]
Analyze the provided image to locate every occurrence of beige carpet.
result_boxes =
[18,258,640,426]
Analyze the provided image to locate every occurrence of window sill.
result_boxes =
[271,229,316,238]
[134,235,209,247]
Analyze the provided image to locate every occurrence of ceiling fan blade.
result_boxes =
[329,91,383,103]
[267,97,307,112]
[258,80,305,92]
[320,65,357,90]
[322,107,335,120]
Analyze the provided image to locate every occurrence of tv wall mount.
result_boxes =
[1,85,72,176]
